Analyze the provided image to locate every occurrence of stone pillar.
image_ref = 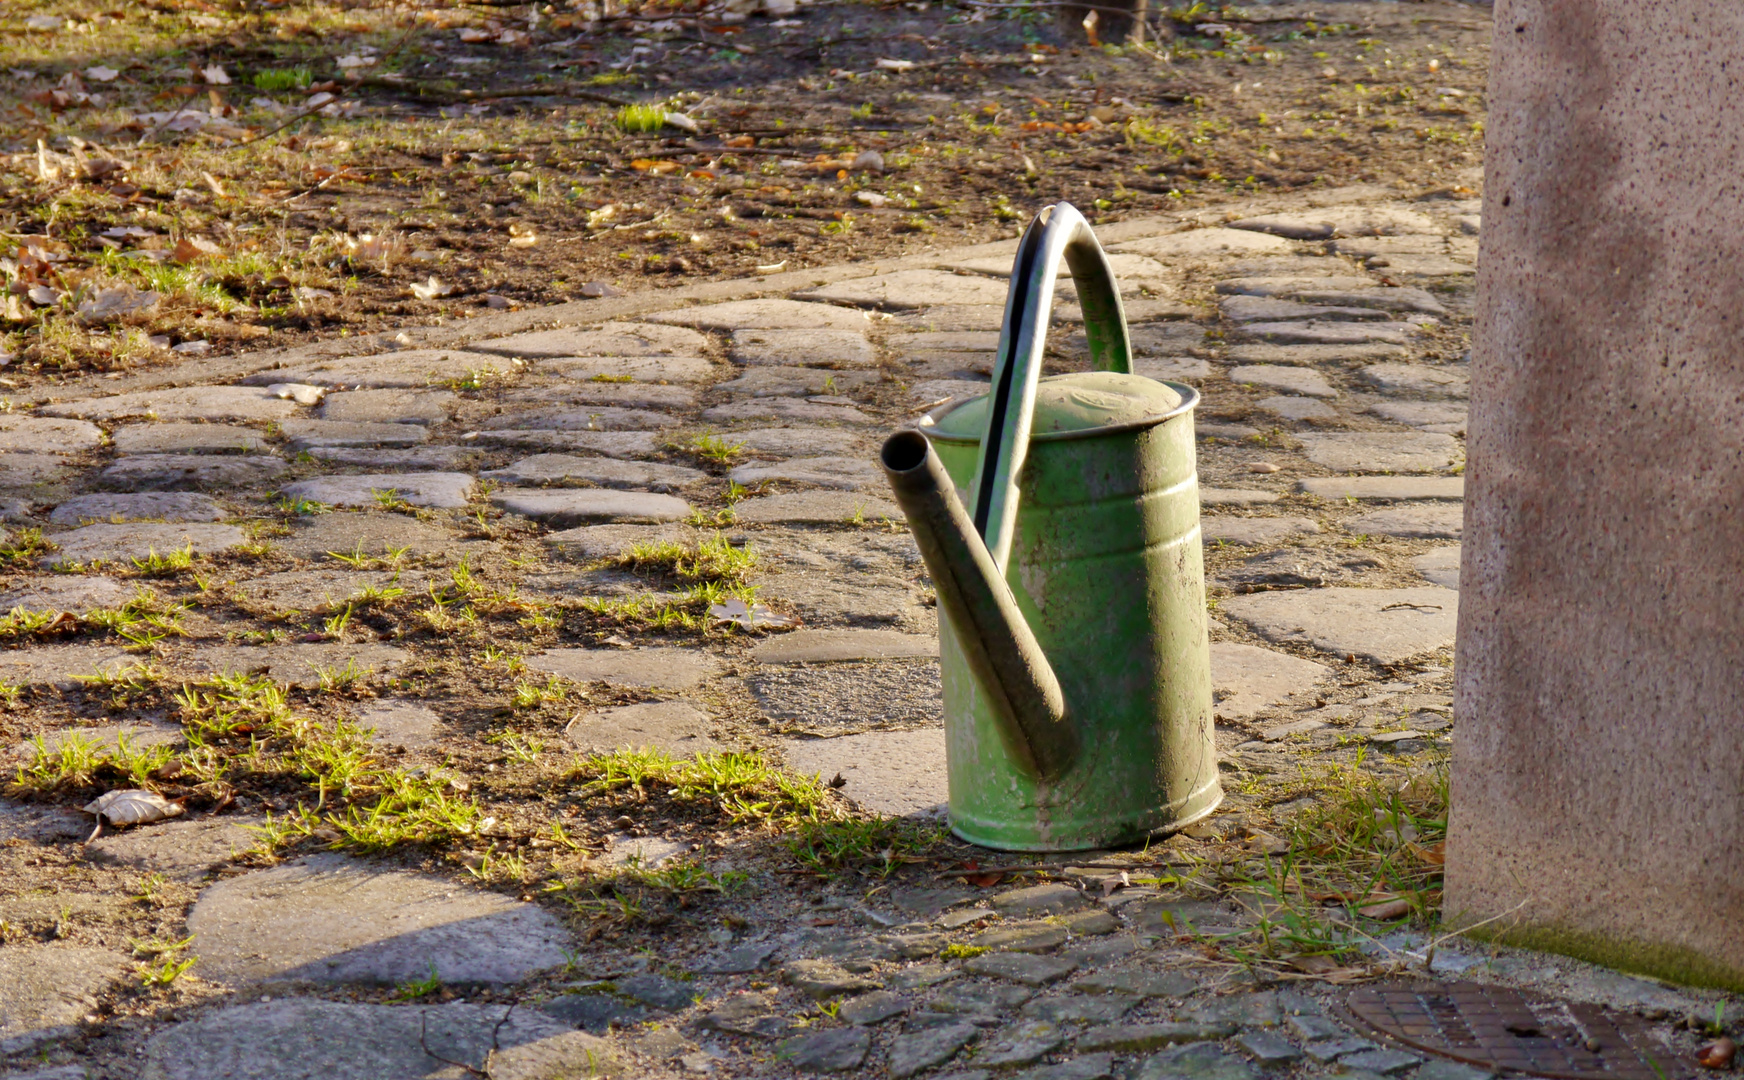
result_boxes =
[1447,0,1744,991]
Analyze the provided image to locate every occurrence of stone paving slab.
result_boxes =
[0,575,135,613]
[0,416,103,454]
[100,453,286,490]
[794,269,1011,310]
[1240,321,1419,346]
[236,349,517,388]
[492,489,691,524]
[140,999,616,1080]
[0,644,140,688]
[473,321,710,358]
[45,522,246,566]
[1296,433,1460,473]
[1230,205,1439,239]
[718,367,881,397]
[482,455,705,492]
[643,297,874,331]
[752,629,937,663]
[1256,396,1337,421]
[891,305,1007,332]
[279,472,475,509]
[84,814,261,880]
[1220,296,1394,322]
[38,386,302,422]
[730,456,880,490]
[0,946,129,1054]
[1359,362,1470,398]
[49,492,224,525]
[731,427,876,458]
[1220,586,1459,664]
[1110,228,1294,258]
[281,419,430,449]
[1227,365,1337,398]
[318,389,454,425]
[735,491,902,525]
[1350,504,1464,539]
[565,701,718,757]
[729,328,877,369]
[1202,517,1319,546]
[188,643,412,687]
[279,512,465,559]
[1214,276,1379,298]
[1225,343,1408,366]
[354,700,444,748]
[701,399,875,425]
[465,429,663,457]
[1412,546,1461,589]
[109,421,266,455]
[1134,357,1213,383]
[541,522,695,558]
[1296,476,1463,501]
[188,853,571,987]
[526,647,718,690]
[309,446,475,469]
[1209,643,1332,721]
[555,381,700,410]
[545,355,720,383]
[481,406,682,431]
[780,728,947,818]
[1200,488,1279,507]
[1369,401,1468,427]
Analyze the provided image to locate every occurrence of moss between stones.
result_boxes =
[1456,918,1744,994]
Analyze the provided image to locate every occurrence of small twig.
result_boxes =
[228,88,350,150]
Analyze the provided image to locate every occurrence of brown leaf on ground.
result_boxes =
[1356,897,1412,920]
[172,236,223,263]
[1696,1039,1736,1070]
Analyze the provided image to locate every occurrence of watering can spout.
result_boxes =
[881,429,1078,781]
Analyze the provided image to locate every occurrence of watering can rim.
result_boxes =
[915,377,1200,445]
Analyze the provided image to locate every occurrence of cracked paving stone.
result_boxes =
[1304,1037,1378,1062]
[141,999,615,1080]
[782,960,882,1000]
[927,981,1035,1016]
[526,647,718,690]
[482,454,706,491]
[645,297,873,331]
[84,815,260,881]
[539,993,647,1034]
[187,853,569,987]
[1220,586,1458,664]
[317,389,454,425]
[50,492,224,525]
[1076,1021,1236,1053]
[101,454,286,490]
[1022,995,1139,1023]
[963,952,1077,986]
[1011,1054,1117,1080]
[888,1022,982,1079]
[992,883,1087,916]
[1071,969,1199,998]
[44,522,245,567]
[280,420,430,449]
[977,1021,1066,1067]
[884,932,952,959]
[1189,992,1283,1028]
[0,946,129,1054]
[1413,546,1461,589]
[1134,1042,1258,1080]
[564,701,717,757]
[970,921,1067,953]
[491,489,691,524]
[839,991,908,1026]
[277,472,474,509]
[779,1027,873,1073]
[1237,1030,1303,1063]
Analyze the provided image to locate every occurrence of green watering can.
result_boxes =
[880,202,1222,852]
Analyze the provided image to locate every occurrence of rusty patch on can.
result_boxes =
[1342,982,1698,1080]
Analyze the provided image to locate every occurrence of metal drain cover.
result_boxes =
[1343,982,1697,1080]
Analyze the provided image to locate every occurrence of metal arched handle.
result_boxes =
[968,202,1131,571]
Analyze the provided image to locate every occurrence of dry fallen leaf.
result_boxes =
[1356,897,1413,920]
[876,58,916,72]
[507,223,538,248]
[709,598,794,630]
[84,789,185,826]
[202,64,230,85]
[1697,1038,1736,1070]
[76,286,160,322]
[172,236,223,263]
[85,65,119,83]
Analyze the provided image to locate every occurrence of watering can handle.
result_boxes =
[969,202,1131,571]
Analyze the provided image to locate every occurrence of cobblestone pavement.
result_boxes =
[0,152,1734,1080]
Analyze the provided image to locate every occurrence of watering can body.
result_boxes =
[883,203,1221,851]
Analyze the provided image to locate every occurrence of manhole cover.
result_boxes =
[1343,982,1698,1080]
